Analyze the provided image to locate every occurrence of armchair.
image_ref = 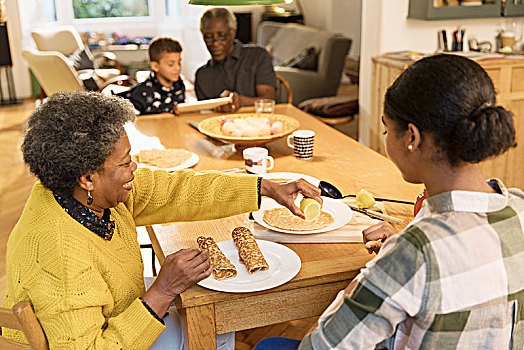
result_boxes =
[258,22,351,105]
[22,48,135,96]
[30,26,122,86]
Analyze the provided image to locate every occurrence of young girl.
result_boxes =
[257,54,524,349]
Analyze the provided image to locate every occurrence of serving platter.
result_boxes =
[197,239,301,293]
[197,113,299,146]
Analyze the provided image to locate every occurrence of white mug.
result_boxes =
[243,147,274,174]
[287,130,315,160]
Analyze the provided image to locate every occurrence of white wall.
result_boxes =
[300,0,361,59]
[359,0,504,146]
[5,0,31,99]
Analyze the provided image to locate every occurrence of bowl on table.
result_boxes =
[197,113,300,147]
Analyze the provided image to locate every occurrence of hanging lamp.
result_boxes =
[189,0,284,5]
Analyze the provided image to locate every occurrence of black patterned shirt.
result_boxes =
[54,194,115,241]
[118,71,185,115]
[195,41,275,100]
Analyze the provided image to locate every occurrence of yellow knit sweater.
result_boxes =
[3,168,259,349]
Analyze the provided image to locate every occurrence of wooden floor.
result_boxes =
[0,98,317,349]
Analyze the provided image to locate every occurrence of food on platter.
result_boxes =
[356,189,377,209]
[231,227,269,274]
[197,236,237,280]
[135,148,193,168]
[299,198,321,221]
[263,207,335,231]
[220,116,284,137]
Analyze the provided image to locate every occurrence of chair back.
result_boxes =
[22,48,85,96]
[98,75,137,95]
[0,301,48,350]
[258,22,351,105]
[275,74,293,104]
[31,25,84,56]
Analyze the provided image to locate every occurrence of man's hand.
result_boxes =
[362,221,397,254]
[216,90,240,113]
[171,103,180,116]
[260,178,322,218]
[142,248,211,318]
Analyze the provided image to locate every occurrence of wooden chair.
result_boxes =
[0,301,48,350]
[275,74,293,104]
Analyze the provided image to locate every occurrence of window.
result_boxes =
[72,0,150,19]
[165,0,181,17]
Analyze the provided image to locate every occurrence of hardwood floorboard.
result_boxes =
[0,99,319,349]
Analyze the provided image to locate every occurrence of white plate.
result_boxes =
[136,151,199,172]
[253,196,352,234]
[261,172,320,187]
[177,96,232,113]
[197,240,301,293]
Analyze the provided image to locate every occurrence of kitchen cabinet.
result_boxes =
[408,0,507,20]
[505,0,524,16]
[370,55,524,189]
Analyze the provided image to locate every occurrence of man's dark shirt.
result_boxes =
[117,71,185,115]
[195,41,276,100]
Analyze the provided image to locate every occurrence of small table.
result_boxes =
[136,104,422,349]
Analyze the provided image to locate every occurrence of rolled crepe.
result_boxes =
[231,227,269,274]
[197,236,237,280]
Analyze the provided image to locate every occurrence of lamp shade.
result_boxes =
[189,0,284,4]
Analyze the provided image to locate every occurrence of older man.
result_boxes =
[195,7,276,113]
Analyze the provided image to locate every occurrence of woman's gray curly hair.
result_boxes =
[22,92,136,197]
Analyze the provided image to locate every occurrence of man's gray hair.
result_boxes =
[22,91,136,197]
[200,7,237,33]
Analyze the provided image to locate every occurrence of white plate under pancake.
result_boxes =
[253,196,352,234]
[197,240,301,293]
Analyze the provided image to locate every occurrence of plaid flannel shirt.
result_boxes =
[301,179,524,349]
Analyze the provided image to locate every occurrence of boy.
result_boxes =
[118,37,185,115]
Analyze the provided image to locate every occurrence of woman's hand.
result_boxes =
[216,91,240,113]
[142,248,211,318]
[362,221,397,254]
[260,178,322,218]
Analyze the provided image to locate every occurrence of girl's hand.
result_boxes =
[362,221,397,254]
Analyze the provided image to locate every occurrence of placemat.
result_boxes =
[252,200,386,244]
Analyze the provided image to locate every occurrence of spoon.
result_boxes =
[318,181,414,205]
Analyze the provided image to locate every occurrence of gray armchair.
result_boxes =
[257,22,351,106]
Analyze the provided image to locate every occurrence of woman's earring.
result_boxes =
[87,190,93,205]
[408,144,414,151]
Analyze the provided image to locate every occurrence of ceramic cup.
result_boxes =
[287,130,315,160]
[254,99,275,114]
[501,32,516,50]
[243,147,274,174]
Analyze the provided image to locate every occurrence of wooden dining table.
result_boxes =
[134,104,423,349]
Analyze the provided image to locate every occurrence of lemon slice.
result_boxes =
[356,189,376,209]
[300,198,321,221]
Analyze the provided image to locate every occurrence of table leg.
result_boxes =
[182,303,216,350]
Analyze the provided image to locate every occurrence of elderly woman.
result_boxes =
[256,55,524,349]
[3,92,320,349]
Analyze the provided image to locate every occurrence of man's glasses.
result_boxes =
[203,31,231,44]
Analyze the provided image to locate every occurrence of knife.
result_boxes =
[345,204,403,224]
